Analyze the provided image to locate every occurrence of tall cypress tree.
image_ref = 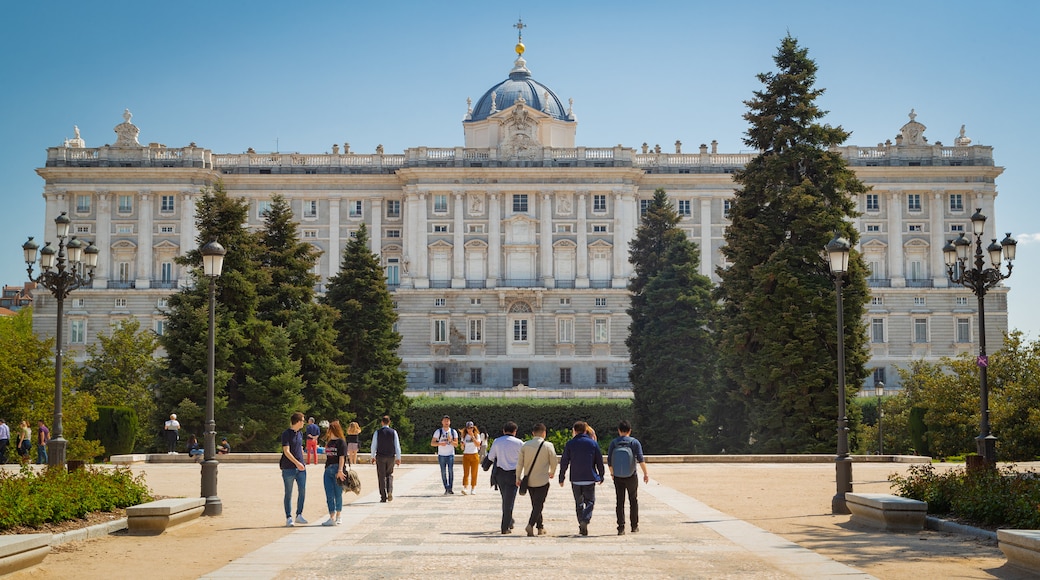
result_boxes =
[157,183,304,451]
[321,223,410,441]
[256,195,349,421]
[628,188,717,453]
[713,36,870,453]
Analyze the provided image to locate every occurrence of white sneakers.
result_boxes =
[286,517,294,527]
[294,515,308,525]
[322,518,336,527]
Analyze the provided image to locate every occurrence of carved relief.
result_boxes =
[113,109,142,148]
[557,193,573,215]
[468,193,484,215]
[500,100,541,160]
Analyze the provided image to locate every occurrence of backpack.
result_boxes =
[611,438,637,478]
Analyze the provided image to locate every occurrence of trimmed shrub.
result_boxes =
[86,406,138,458]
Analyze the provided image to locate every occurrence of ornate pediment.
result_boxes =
[498,99,543,160]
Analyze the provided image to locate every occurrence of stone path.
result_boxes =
[203,465,873,579]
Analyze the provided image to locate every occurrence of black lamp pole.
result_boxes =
[943,209,1015,465]
[826,233,853,515]
[875,381,884,456]
[23,212,99,469]
[200,240,226,516]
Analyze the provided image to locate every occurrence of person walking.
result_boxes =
[280,412,308,527]
[164,413,180,454]
[370,416,401,502]
[345,422,362,465]
[0,419,9,464]
[431,415,459,495]
[486,421,523,534]
[322,420,347,526]
[515,423,558,536]
[16,420,31,462]
[36,420,49,465]
[607,420,650,535]
[305,417,321,465]
[558,420,604,536]
[459,421,483,495]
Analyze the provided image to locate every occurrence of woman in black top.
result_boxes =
[322,420,347,526]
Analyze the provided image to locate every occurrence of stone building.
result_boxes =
[30,44,1007,396]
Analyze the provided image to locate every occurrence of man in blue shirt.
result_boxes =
[558,420,604,536]
[607,420,650,535]
[280,412,308,527]
[370,415,401,502]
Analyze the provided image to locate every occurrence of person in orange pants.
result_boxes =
[305,417,321,465]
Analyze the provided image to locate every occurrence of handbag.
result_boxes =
[518,439,545,496]
[481,454,494,471]
[339,448,362,495]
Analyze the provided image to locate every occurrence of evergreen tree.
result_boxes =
[256,195,349,421]
[321,223,410,441]
[713,36,870,453]
[628,188,717,453]
[157,182,304,451]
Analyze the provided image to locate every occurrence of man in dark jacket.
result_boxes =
[558,420,604,536]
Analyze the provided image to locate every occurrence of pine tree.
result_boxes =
[627,188,717,453]
[321,223,411,441]
[157,182,304,451]
[256,195,349,422]
[713,35,870,453]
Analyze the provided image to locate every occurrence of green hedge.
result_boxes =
[406,396,632,452]
[85,406,138,458]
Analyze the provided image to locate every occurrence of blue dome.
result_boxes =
[468,58,569,122]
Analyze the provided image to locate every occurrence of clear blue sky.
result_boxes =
[2,1,1038,336]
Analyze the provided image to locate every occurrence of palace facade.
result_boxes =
[31,46,1008,396]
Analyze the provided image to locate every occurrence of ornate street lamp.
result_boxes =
[943,209,1016,466]
[23,212,99,469]
[875,381,885,456]
[200,240,226,516]
[826,233,853,514]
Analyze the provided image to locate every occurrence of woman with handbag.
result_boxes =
[515,423,558,536]
[460,421,483,495]
[321,420,347,527]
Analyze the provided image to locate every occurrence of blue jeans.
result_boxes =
[323,464,343,514]
[37,443,48,465]
[571,483,596,524]
[437,454,455,490]
[281,468,306,517]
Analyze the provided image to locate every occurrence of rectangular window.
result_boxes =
[866,224,880,232]
[386,260,400,286]
[593,318,609,343]
[434,298,446,307]
[556,224,573,233]
[470,368,482,385]
[154,319,166,336]
[434,367,447,384]
[303,200,318,218]
[513,319,528,342]
[512,368,529,387]
[594,297,607,307]
[160,225,175,234]
[302,230,317,239]
[114,298,127,308]
[560,368,572,385]
[161,195,175,213]
[677,200,691,217]
[873,367,886,386]
[871,296,883,305]
[433,224,448,233]
[72,298,85,308]
[386,200,401,218]
[257,200,273,218]
[468,224,485,233]
[433,319,448,343]
[865,194,880,212]
[909,261,924,280]
[468,319,483,342]
[116,225,134,234]
[950,193,964,212]
[386,229,401,238]
[592,225,607,233]
[559,298,570,306]
[349,200,362,218]
[75,225,92,234]
[157,297,169,308]
[956,296,968,306]
[513,194,528,213]
[117,262,131,282]
[908,224,923,232]
[70,319,86,344]
[723,200,732,218]
[640,199,651,217]
[593,195,607,212]
[433,195,448,213]
[913,296,925,306]
[118,195,133,213]
[907,194,922,211]
[558,318,573,343]
[160,262,173,283]
[348,231,357,239]
[871,318,885,343]
[956,318,971,343]
[914,318,928,343]
[595,367,608,384]
[76,195,91,213]
[470,298,481,306]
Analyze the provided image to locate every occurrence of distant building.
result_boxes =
[29,41,1007,396]
[1,282,36,312]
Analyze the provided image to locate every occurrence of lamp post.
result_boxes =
[200,240,226,516]
[875,381,885,456]
[22,212,99,469]
[826,233,853,514]
[943,209,1015,466]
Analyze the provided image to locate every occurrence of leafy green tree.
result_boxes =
[627,188,717,453]
[321,223,411,441]
[77,318,159,450]
[256,195,349,422]
[713,35,870,453]
[157,182,304,451]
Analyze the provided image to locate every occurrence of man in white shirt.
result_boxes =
[0,419,10,464]
[486,421,523,534]
[431,415,459,495]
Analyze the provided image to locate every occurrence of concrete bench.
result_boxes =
[998,529,1040,573]
[0,533,50,575]
[126,497,205,535]
[845,493,927,531]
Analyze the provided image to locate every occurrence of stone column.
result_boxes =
[328,196,341,279]
[700,198,713,278]
[613,190,638,286]
[136,191,152,288]
[930,190,947,287]
[540,191,554,287]
[452,191,465,288]
[887,190,904,287]
[415,192,429,288]
[576,191,589,288]
[94,191,111,281]
[487,192,501,288]
[179,190,196,287]
[370,197,383,258]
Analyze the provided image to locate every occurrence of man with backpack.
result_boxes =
[431,415,459,494]
[607,420,649,535]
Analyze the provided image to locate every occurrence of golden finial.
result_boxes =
[514,18,526,55]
